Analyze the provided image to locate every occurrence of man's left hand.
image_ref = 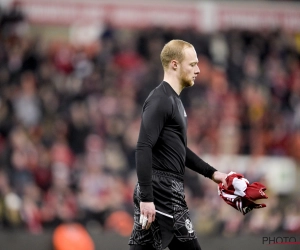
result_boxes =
[212,171,228,188]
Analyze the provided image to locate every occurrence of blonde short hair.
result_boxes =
[160,39,193,70]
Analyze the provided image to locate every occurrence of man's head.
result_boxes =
[160,39,200,88]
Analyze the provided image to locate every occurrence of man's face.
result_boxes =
[179,47,200,88]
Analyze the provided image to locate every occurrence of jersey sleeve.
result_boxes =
[185,147,217,179]
[136,96,172,202]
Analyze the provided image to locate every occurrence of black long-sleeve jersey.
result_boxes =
[136,81,217,202]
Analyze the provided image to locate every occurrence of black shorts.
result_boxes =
[128,170,197,250]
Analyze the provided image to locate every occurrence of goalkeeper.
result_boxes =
[128,39,227,250]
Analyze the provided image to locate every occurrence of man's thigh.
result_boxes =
[168,237,202,250]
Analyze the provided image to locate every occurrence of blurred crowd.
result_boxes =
[0,3,300,237]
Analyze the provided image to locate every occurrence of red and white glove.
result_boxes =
[218,172,268,215]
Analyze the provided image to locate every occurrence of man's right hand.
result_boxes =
[140,202,156,230]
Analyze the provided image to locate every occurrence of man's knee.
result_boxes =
[129,244,156,250]
[168,238,202,250]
